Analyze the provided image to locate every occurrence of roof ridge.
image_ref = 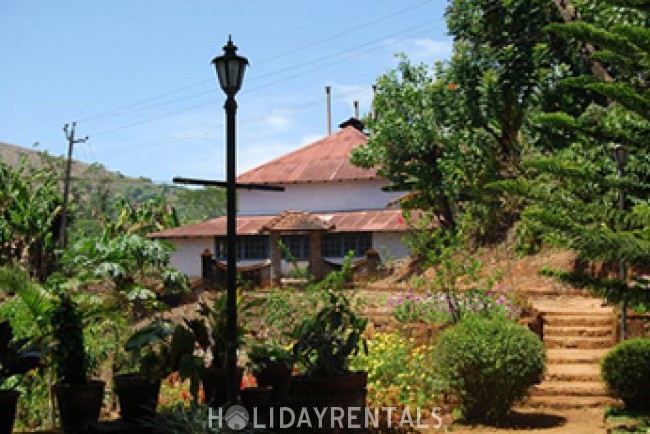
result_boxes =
[237,126,371,184]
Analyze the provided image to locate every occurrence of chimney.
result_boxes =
[325,86,332,135]
[372,84,377,121]
[353,100,359,119]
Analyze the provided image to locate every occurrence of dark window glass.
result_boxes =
[215,236,269,260]
[280,235,310,260]
[322,233,372,258]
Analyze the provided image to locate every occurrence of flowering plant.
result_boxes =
[391,289,521,324]
[351,332,437,409]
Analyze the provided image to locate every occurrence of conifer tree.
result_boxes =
[493,0,650,307]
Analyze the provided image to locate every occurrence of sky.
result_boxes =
[0,1,452,183]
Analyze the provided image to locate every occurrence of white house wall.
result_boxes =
[239,179,403,215]
[164,238,213,278]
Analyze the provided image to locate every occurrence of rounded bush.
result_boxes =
[432,315,545,423]
[601,337,650,410]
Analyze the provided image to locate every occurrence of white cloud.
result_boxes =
[411,38,453,60]
[264,111,292,131]
[239,140,296,173]
[383,37,453,64]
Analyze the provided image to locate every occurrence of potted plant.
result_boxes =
[247,342,293,403]
[113,318,174,423]
[288,258,368,431]
[51,293,105,434]
[0,321,40,434]
[185,291,258,408]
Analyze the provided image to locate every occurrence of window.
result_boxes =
[322,232,372,258]
[280,235,310,260]
[215,236,269,261]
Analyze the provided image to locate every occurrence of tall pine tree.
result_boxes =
[493,0,650,311]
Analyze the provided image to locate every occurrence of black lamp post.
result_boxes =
[212,35,248,405]
[612,144,629,341]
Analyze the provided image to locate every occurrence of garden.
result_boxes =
[4,230,649,433]
[0,243,549,433]
[2,0,650,432]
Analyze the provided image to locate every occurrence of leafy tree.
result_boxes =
[352,0,590,241]
[101,195,179,238]
[172,187,225,224]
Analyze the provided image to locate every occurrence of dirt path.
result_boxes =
[442,408,607,433]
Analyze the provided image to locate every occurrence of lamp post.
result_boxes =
[613,144,629,341]
[212,35,248,405]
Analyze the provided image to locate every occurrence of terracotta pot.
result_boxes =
[114,373,161,422]
[54,380,105,434]
[0,390,19,434]
[256,362,292,403]
[202,366,244,408]
[283,371,367,433]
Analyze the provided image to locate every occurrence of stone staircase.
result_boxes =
[526,297,619,409]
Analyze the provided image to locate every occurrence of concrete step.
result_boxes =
[525,395,617,409]
[532,381,608,397]
[544,315,614,327]
[545,336,614,350]
[540,308,614,316]
[545,364,602,382]
[544,325,613,338]
[546,349,609,364]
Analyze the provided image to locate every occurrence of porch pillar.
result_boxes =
[309,231,324,280]
[201,248,215,288]
[270,231,282,286]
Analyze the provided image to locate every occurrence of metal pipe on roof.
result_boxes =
[372,84,377,121]
[353,100,359,119]
[326,85,332,135]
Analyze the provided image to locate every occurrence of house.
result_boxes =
[148,120,411,285]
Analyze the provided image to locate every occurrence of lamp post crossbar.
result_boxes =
[173,176,285,192]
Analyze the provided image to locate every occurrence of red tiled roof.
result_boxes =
[236,126,377,184]
[148,215,271,238]
[148,209,408,238]
[262,211,333,231]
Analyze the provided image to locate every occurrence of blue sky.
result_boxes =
[0,1,451,182]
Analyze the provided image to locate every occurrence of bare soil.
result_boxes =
[441,408,607,434]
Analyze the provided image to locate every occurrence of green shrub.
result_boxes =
[601,338,650,410]
[432,315,544,423]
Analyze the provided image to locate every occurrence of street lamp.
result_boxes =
[213,35,249,97]
[612,144,629,341]
[212,35,248,405]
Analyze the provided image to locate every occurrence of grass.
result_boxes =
[605,406,650,433]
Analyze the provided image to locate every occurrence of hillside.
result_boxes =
[0,140,170,199]
[0,140,225,226]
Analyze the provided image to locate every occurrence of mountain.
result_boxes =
[0,141,225,226]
